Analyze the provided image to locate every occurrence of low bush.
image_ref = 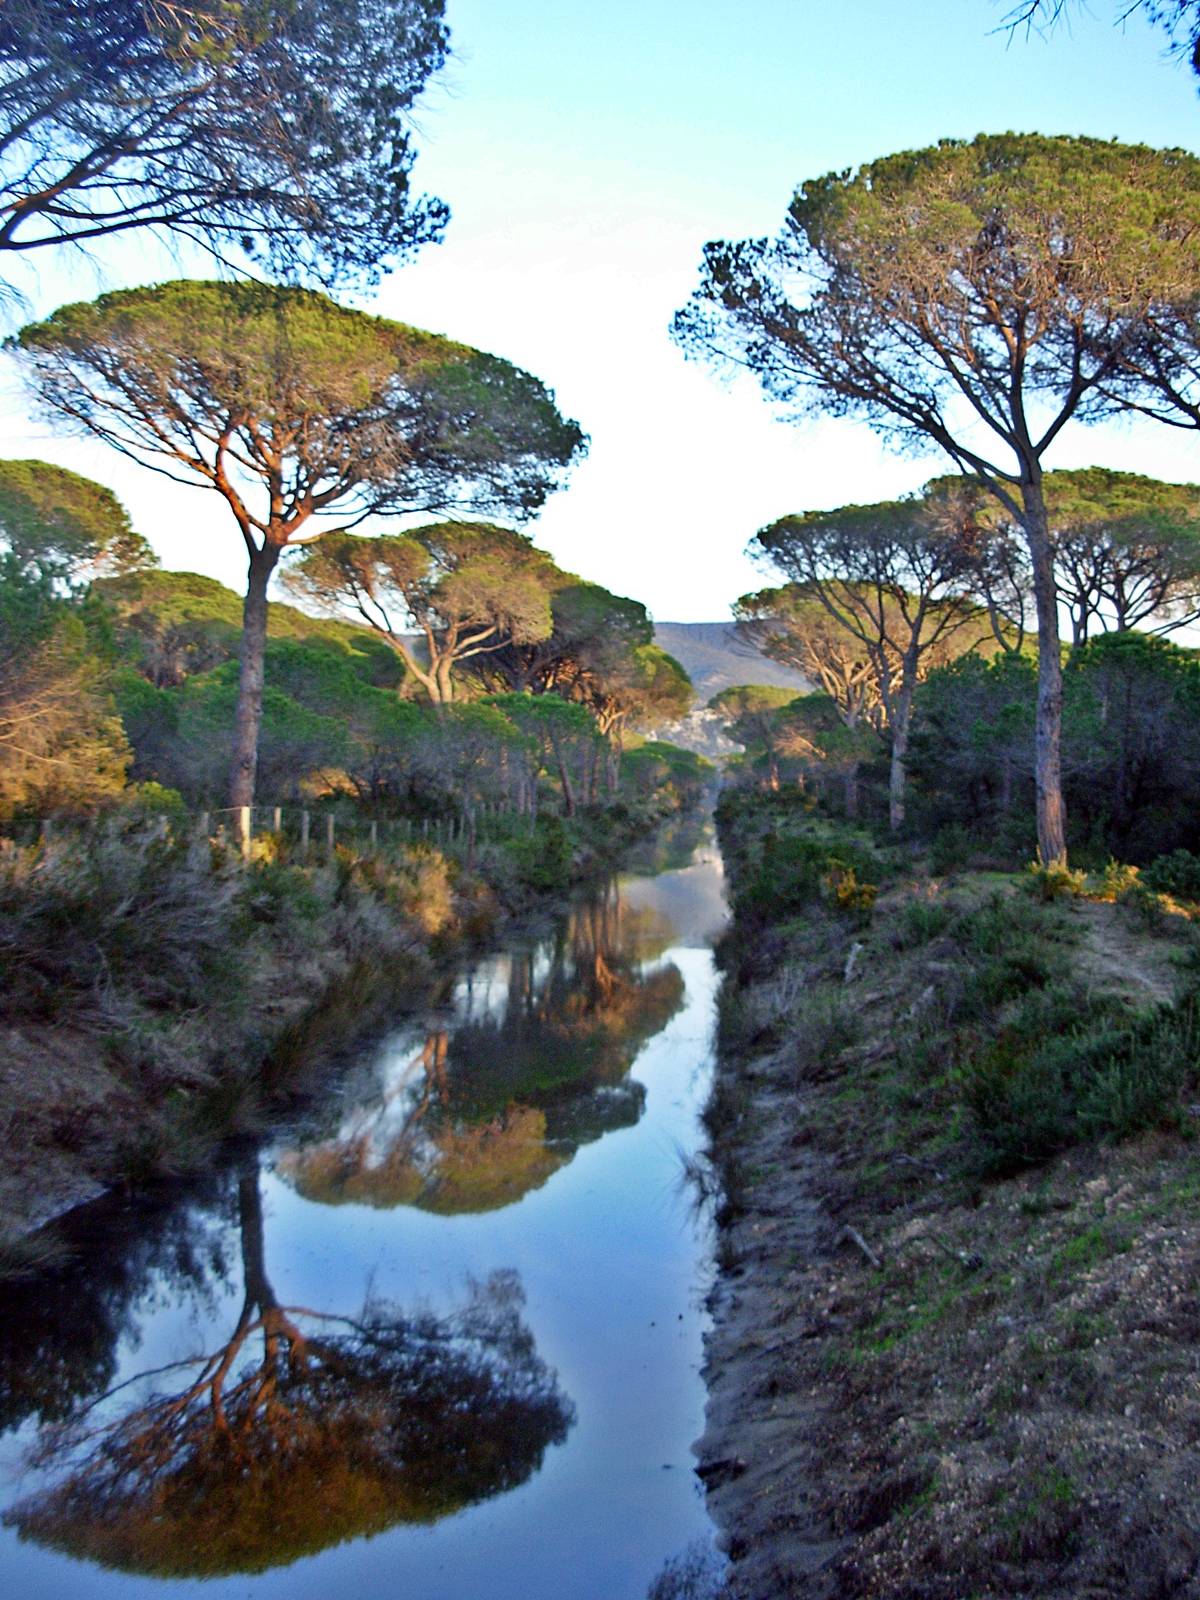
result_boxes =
[349,846,454,936]
[720,963,808,1049]
[893,895,956,949]
[0,816,440,1093]
[930,823,973,875]
[1143,848,1200,902]
[0,823,241,1024]
[735,828,881,926]
[1026,860,1088,903]
[506,813,578,894]
[954,893,1071,1011]
[1095,859,1140,903]
[787,987,864,1082]
[960,990,1196,1173]
[823,863,878,918]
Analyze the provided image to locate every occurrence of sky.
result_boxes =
[7,0,1200,621]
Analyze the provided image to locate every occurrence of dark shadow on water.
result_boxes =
[0,1177,236,1440]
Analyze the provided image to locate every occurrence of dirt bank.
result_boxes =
[0,827,455,1258]
[0,948,436,1254]
[696,865,1200,1599]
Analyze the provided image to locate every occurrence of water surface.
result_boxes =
[0,845,728,1599]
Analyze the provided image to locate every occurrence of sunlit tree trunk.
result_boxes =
[231,543,282,808]
[1022,478,1067,865]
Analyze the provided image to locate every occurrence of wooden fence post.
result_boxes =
[370,819,378,850]
[238,805,251,862]
[273,806,282,833]
[326,814,335,854]
[300,810,310,854]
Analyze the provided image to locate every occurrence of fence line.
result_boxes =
[2,799,537,864]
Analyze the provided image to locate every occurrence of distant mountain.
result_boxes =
[652,622,812,705]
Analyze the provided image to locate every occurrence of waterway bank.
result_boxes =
[0,806,712,1254]
[696,800,1200,1599]
[0,844,730,1599]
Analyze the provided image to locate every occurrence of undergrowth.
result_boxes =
[715,792,1200,1186]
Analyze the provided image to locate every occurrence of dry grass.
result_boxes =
[0,823,450,1241]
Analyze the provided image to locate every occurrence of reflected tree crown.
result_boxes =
[6,1167,574,1578]
[279,890,685,1214]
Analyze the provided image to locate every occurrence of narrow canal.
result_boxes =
[0,841,729,1599]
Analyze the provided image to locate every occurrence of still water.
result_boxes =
[0,844,729,1599]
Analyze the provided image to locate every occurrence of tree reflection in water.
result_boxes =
[279,891,685,1213]
[4,1167,574,1579]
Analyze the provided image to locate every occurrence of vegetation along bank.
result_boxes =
[0,466,710,1253]
[695,782,1200,1599]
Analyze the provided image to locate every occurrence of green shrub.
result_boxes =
[1095,859,1140,902]
[1117,878,1180,933]
[240,856,325,933]
[961,995,1196,1172]
[954,899,1065,1012]
[507,814,577,894]
[737,832,828,919]
[823,862,877,918]
[1143,848,1200,902]
[959,892,1052,957]
[895,1006,951,1089]
[737,829,880,924]
[894,896,955,949]
[787,988,864,1081]
[1026,860,1088,902]
[0,824,241,1022]
[931,823,972,875]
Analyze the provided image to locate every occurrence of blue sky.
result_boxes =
[6,0,1200,619]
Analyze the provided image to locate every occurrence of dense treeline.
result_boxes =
[908,632,1200,867]
[718,634,1200,872]
[713,463,1200,874]
[0,530,704,842]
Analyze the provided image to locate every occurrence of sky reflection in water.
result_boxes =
[0,846,728,1599]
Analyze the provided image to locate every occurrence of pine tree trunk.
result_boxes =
[230,544,281,808]
[238,1164,273,1313]
[888,685,914,831]
[557,747,576,817]
[1022,480,1068,865]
